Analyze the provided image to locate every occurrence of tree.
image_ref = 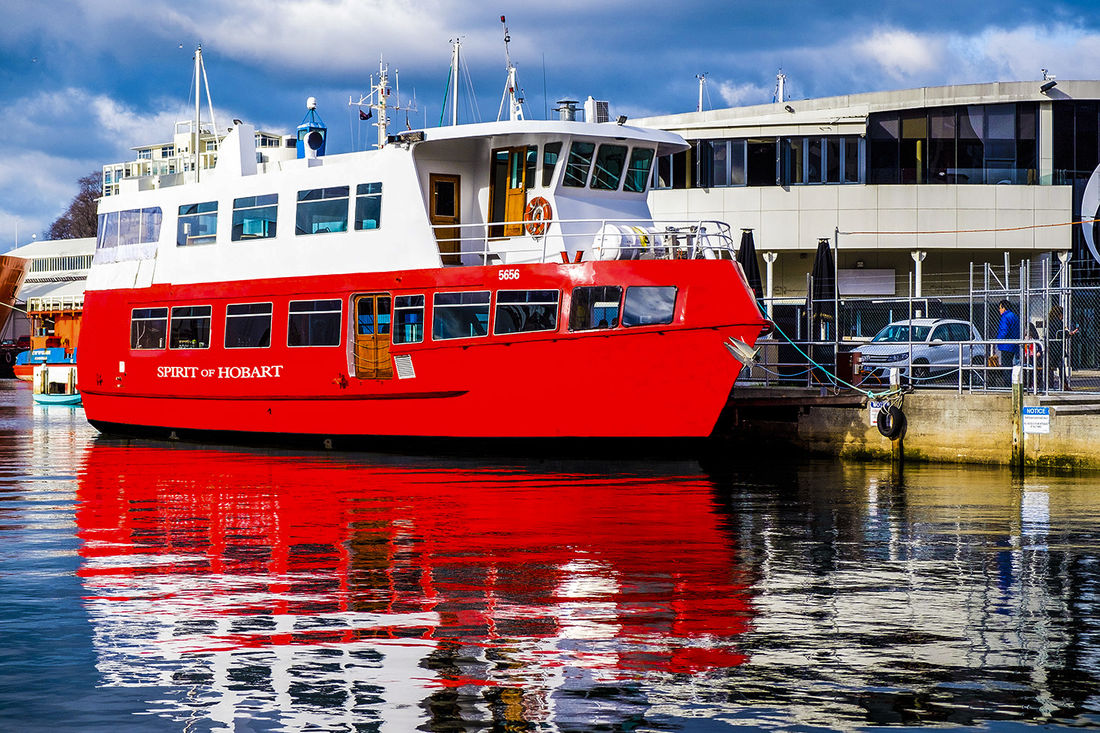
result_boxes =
[47,171,101,240]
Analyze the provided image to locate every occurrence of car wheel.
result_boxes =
[912,359,930,381]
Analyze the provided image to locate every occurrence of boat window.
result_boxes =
[563,141,595,187]
[119,210,141,247]
[432,291,490,340]
[624,148,655,193]
[393,295,425,344]
[130,307,168,350]
[569,286,622,331]
[622,286,677,327]
[354,182,382,230]
[139,207,162,244]
[97,208,161,260]
[225,302,272,348]
[231,194,278,241]
[494,290,559,335]
[97,212,120,250]
[288,299,342,346]
[590,144,628,190]
[295,186,349,235]
[177,201,218,246]
[169,305,212,349]
[542,142,562,187]
[525,146,537,190]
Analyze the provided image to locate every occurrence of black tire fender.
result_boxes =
[877,404,906,440]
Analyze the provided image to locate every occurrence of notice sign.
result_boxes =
[868,400,886,427]
[1023,406,1051,434]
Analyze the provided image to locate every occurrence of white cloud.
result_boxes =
[714,81,772,107]
[853,28,946,82]
[0,85,258,245]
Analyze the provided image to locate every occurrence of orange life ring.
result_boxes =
[524,197,552,237]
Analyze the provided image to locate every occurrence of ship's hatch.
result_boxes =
[489,146,536,238]
[353,293,393,379]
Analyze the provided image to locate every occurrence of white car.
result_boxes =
[852,318,985,383]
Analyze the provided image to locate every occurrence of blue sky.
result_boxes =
[4,0,1100,248]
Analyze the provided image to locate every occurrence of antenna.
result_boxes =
[696,72,708,113]
[348,56,417,149]
[774,70,787,103]
[497,15,525,121]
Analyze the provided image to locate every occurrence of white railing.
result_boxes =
[27,296,83,313]
[430,218,738,266]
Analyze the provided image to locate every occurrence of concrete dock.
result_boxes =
[722,387,1100,470]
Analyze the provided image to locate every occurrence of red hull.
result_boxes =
[78,260,765,441]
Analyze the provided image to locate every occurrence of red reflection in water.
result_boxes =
[75,441,753,689]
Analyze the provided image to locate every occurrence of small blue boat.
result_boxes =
[32,363,81,406]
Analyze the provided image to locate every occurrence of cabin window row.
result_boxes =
[96,208,164,250]
[562,143,655,192]
[388,285,676,342]
[130,301,343,350]
[175,183,383,246]
[129,286,677,351]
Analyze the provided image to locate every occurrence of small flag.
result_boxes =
[359,108,372,121]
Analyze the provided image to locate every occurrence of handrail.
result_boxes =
[429,217,738,266]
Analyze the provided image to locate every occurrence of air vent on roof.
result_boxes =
[584,96,609,123]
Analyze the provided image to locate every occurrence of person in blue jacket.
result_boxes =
[994,300,1020,385]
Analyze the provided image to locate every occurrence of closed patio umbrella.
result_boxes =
[736,229,764,301]
[808,238,836,381]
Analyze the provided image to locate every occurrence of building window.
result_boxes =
[392,295,425,344]
[288,299,342,346]
[130,307,168,350]
[296,186,349,235]
[563,141,596,187]
[870,103,1038,186]
[177,201,218,246]
[162,146,174,158]
[622,286,677,327]
[494,290,559,334]
[354,183,382,230]
[138,149,151,160]
[569,286,621,331]
[432,291,490,340]
[232,194,278,241]
[169,305,212,349]
[225,302,272,348]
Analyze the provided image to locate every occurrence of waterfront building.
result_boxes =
[637,80,1100,297]
[102,122,293,197]
[2,236,95,346]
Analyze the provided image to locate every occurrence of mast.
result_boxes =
[191,45,218,183]
[194,45,201,182]
[450,38,461,126]
[497,15,524,122]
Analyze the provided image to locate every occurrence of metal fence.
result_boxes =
[741,257,1100,395]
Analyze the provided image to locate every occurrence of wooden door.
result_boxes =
[430,174,461,265]
[353,294,393,380]
[503,147,527,236]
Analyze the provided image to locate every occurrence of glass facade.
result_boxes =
[868,103,1037,185]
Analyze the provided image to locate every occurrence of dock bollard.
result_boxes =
[1012,365,1023,469]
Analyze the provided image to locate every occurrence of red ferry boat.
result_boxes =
[79,56,766,448]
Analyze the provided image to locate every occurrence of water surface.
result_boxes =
[0,381,1098,731]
